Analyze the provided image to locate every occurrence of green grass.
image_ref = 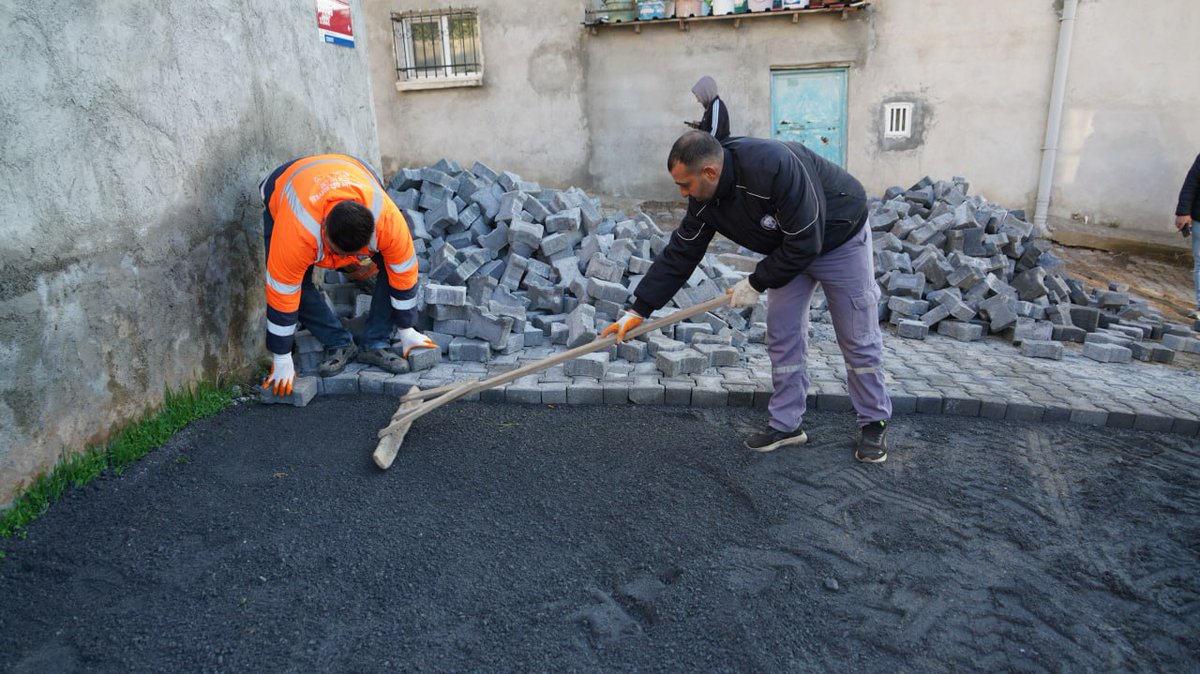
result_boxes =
[0,381,234,540]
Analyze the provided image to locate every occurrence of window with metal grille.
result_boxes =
[884,102,913,139]
[392,8,482,90]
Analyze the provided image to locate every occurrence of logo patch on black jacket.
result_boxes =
[759,214,779,231]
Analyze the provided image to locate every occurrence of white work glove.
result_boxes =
[600,310,644,342]
[396,327,437,357]
[727,278,761,308]
[263,352,295,396]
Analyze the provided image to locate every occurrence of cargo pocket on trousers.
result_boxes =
[850,287,881,342]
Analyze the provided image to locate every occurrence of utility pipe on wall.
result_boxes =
[1033,0,1079,234]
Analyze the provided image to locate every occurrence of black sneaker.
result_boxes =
[744,426,808,452]
[855,420,888,463]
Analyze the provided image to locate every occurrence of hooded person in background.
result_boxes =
[685,76,730,141]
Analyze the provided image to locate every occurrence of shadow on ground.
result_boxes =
[2,397,1198,671]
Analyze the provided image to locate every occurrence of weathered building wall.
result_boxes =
[363,0,591,187]
[367,0,1198,244]
[0,1,380,506]
[1052,2,1200,242]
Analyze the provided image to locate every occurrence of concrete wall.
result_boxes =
[0,1,380,506]
[1052,1,1200,243]
[365,0,1198,243]
[363,0,591,187]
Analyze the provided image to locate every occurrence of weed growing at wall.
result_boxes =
[0,382,234,542]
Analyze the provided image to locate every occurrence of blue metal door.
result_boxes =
[771,68,848,167]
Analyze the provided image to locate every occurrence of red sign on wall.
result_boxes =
[316,0,354,48]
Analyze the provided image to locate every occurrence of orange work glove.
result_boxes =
[263,352,295,396]
[600,310,644,342]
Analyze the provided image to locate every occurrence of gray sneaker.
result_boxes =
[319,344,358,377]
[744,426,808,452]
[357,348,410,374]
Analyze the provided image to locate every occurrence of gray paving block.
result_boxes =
[1162,334,1200,353]
[383,375,421,397]
[888,296,930,317]
[725,383,755,408]
[448,337,491,362]
[358,370,394,395]
[1042,406,1073,423]
[818,393,853,412]
[602,382,628,405]
[694,343,739,367]
[663,380,693,406]
[506,380,542,405]
[1083,342,1132,364]
[656,348,708,377]
[260,376,319,407]
[425,283,467,306]
[978,399,1008,419]
[564,352,609,378]
[1171,417,1200,437]
[322,370,361,395]
[1004,402,1045,423]
[1133,413,1175,433]
[691,385,728,407]
[937,320,984,342]
[479,386,507,403]
[897,319,928,340]
[617,340,647,363]
[1020,339,1063,360]
[889,394,918,415]
[1105,407,1136,429]
[541,382,568,405]
[1052,325,1087,343]
[587,278,630,304]
[629,379,665,405]
[567,378,604,405]
[941,397,981,417]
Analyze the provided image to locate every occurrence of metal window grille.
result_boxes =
[392,8,481,81]
[884,102,913,139]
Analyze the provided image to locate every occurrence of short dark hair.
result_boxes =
[668,131,723,172]
[325,201,374,253]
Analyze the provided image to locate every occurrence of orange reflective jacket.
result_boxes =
[261,154,419,354]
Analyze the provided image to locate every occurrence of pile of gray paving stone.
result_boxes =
[295,159,758,379]
[869,176,1200,363]
[292,162,1200,381]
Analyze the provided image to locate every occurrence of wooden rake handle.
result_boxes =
[377,294,733,439]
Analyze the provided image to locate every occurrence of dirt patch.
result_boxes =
[1054,244,1195,321]
[1,398,1197,670]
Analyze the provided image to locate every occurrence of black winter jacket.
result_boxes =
[698,96,730,141]
[1177,153,1200,219]
[633,137,867,316]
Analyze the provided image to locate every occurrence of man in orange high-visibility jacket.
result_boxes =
[259,154,436,396]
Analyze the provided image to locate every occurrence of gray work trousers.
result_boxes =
[766,225,893,431]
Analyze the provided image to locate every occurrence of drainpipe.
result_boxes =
[1033,0,1079,236]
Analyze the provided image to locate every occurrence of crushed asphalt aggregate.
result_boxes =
[2,396,1198,672]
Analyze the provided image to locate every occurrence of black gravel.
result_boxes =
[2,397,1198,672]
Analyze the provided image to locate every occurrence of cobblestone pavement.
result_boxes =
[309,322,1200,439]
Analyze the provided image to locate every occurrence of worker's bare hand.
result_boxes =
[263,352,296,396]
[1177,214,1193,231]
[601,310,643,342]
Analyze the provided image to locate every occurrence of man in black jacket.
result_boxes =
[1175,153,1200,319]
[603,132,892,462]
